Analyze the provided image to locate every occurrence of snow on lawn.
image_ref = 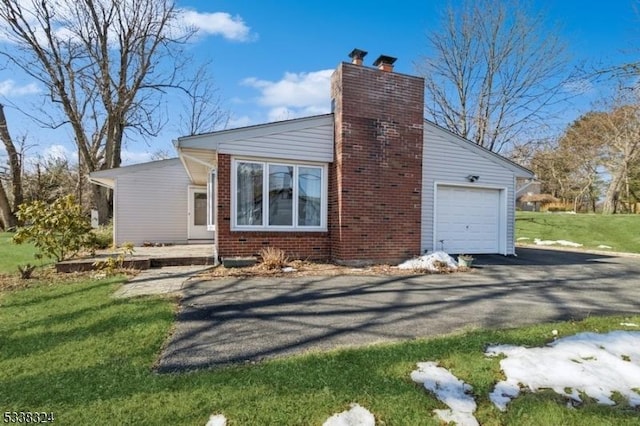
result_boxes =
[398,251,458,272]
[322,404,375,426]
[205,414,226,426]
[207,331,640,425]
[533,238,583,247]
[411,331,640,424]
[411,362,478,426]
[486,331,640,411]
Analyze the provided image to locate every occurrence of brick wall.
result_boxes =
[216,154,331,260]
[329,62,425,264]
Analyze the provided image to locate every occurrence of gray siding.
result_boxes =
[114,160,190,245]
[421,122,517,255]
[179,115,334,162]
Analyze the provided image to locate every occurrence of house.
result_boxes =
[515,179,560,212]
[89,158,213,245]
[516,178,542,211]
[90,49,534,264]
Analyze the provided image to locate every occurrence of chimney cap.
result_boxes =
[348,48,368,61]
[373,55,397,67]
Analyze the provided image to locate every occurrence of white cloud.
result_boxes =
[242,69,333,120]
[0,3,255,45]
[180,10,255,42]
[564,78,595,95]
[226,115,252,129]
[121,150,153,165]
[0,79,39,97]
[42,144,74,161]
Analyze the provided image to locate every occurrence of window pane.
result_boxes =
[194,192,207,226]
[298,167,322,226]
[268,164,293,226]
[236,162,263,225]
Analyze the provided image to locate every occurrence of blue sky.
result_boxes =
[0,0,638,165]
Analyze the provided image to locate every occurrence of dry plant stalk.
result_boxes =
[259,247,289,270]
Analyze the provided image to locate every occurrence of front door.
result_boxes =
[188,187,213,240]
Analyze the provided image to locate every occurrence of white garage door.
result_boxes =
[435,186,501,254]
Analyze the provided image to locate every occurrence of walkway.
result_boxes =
[113,265,213,298]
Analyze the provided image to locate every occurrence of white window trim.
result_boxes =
[231,157,328,232]
[207,169,216,231]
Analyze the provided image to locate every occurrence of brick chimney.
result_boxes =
[329,50,425,265]
[373,54,396,72]
[348,48,367,66]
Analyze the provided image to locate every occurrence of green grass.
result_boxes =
[0,232,43,274]
[516,212,640,253]
[1,278,639,425]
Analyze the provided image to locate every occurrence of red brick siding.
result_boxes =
[330,63,425,264]
[216,154,330,260]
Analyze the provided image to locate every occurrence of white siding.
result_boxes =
[421,122,517,255]
[113,159,190,245]
[178,115,334,162]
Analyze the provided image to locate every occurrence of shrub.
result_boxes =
[90,222,113,249]
[259,247,288,270]
[12,195,93,262]
[17,263,36,279]
[92,242,135,277]
[543,202,572,212]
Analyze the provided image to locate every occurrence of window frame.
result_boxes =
[206,169,216,231]
[231,157,328,232]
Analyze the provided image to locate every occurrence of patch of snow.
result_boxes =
[516,237,530,241]
[282,267,297,273]
[398,251,458,272]
[597,245,613,249]
[486,331,640,411]
[323,404,375,426]
[621,323,639,327]
[205,414,227,426]
[411,362,479,426]
[533,238,583,247]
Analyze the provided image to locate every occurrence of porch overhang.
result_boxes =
[87,170,116,188]
[176,147,217,186]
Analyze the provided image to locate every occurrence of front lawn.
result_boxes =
[0,232,42,274]
[516,212,640,253]
[1,278,638,425]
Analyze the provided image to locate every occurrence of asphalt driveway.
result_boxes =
[157,248,640,372]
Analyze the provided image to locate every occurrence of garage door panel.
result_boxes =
[435,186,501,254]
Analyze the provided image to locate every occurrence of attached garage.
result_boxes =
[434,185,505,254]
[422,121,533,256]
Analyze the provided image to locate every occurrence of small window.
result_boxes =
[236,162,263,226]
[268,164,293,226]
[233,159,326,231]
[298,166,322,227]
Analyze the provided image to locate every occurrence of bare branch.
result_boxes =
[0,0,222,222]
[417,0,572,152]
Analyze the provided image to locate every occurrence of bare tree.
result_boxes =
[598,103,640,214]
[0,0,224,222]
[178,62,229,136]
[418,0,571,152]
[542,93,640,214]
[0,176,15,229]
[0,103,22,228]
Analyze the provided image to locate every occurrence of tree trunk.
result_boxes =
[603,171,624,214]
[0,104,23,208]
[91,184,112,225]
[0,182,17,230]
